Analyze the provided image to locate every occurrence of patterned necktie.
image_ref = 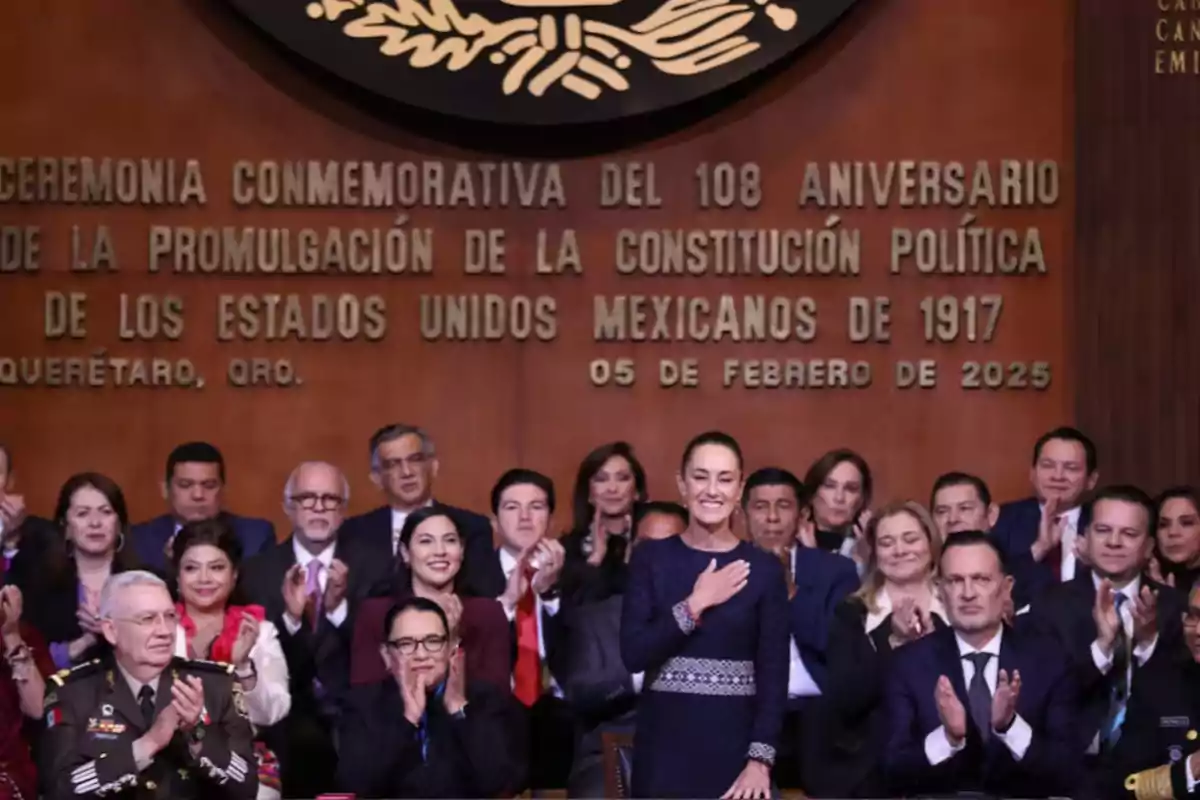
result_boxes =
[964,652,993,742]
[305,560,324,631]
[138,685,155,728]
[1104,594,1131,749]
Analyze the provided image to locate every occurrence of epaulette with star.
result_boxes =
[48,659,103,687]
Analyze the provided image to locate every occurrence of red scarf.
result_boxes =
[176,603,265,662]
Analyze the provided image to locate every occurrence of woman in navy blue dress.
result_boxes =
[621,431,789,799]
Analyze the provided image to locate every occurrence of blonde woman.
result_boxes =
[808,500,947,798]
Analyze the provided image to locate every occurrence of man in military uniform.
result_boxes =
[41,570,257,799]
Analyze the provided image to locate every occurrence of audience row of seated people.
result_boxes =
[0,426,1199,798]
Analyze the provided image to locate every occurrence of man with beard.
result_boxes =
[884,532,1079,797]
[41,571,256,799]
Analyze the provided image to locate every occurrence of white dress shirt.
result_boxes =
[281,539,349,635]
[498,547,562,697]
[925,629,1033,765]
[391,502,434,556]
[1042,503,1082,582]
[1086,573,1157,753]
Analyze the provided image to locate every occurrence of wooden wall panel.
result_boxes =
[1076,0,1200,490]
[0,1,1074,531]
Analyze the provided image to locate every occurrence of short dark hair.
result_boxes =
[166,442,226,484]
[368,424,434,469]
[490,468,556,515]
[172,516,245,572]
[742,467,804,507]
[1086,484,1154,531]
[802,448,873,513]
[930,472,993,508]
[383,596,449,640]
[680,431,744,475]
[634,501,688,533]
[939,529,1008,574]
[1032,426,1097,474]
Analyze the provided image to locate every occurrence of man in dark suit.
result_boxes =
[992,426,1099,609]
[0,442,58,583]
[884,531,1080,798]
[1028,485,1186,797]
[130,442,274,572]
[741,466,860,790]
[930,471,1000,540]
[239,460,392,798]
[341,424,501,597]
[1118,577,1200,800]
[561,500,686,797]
[336,596,527,798]
[41,570,257,799]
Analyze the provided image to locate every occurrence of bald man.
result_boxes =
[240,461,392,798]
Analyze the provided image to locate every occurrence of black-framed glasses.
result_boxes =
[290,493,345,512]
[385,634,448,655]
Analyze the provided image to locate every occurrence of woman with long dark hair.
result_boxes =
[1151,486,1200,590]
[11,472,140,668]
[561,441,647,605]
[622,431,788,798]
[801,449,874,571]
[347,505,511,690]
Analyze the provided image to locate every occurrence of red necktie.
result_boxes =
[1047,517,1063,582]
[513,585,542,706]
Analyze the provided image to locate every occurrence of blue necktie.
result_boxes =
[418,683,446,763]
[1103,594,1130,750]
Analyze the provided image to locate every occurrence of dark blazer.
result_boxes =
[814,596,948,798]
[789,546,860,692]
[336,678,527,798]
[1100,647,1200,800]
[560,594,636,798]
[239,531,393,797]
[347,594,511,690]
[0,514,57,585]
[239,533,392,713]
[1028,571,1184,752]
[560,526,633,607]
[992,497,1092,608]
[42,656,257,800]
[883,624,1080,798]
[343,504,503,598]
[131,512,275,572]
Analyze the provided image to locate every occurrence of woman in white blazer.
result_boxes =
[170,517,291,800]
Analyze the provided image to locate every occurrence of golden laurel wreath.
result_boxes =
[304,0,799,99]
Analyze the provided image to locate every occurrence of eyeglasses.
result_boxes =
[112,611,180,628]
[290,493,345,512]
[385,634,448,655]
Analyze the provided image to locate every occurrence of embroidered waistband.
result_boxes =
[649,657,756,696]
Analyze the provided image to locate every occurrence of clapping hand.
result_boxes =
[229,612,259,669]
[530,539,565,595]
[991,669,1021,731]
[323,559,349,612]
[1031,497,1064,562]
[443,648,467,715]
[934,675,968,745]
[399,664,429,726]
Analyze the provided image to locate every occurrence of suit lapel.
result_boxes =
[936,628,970,706]
[997,626,1019,685]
